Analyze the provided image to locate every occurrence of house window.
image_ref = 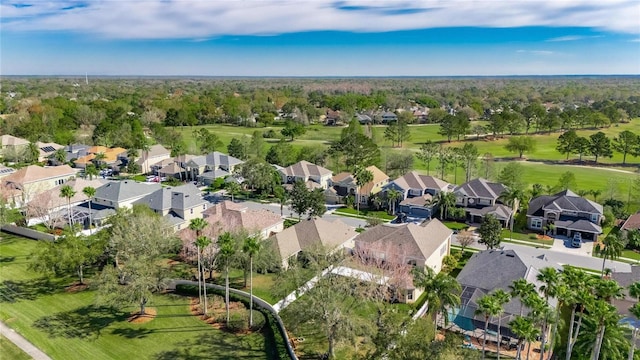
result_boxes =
[203,204,206,209]
[190,208,193,214]
[407,259,417,266]
[407,290,413,301]
[531,218,543,229]
[591,214,598,223]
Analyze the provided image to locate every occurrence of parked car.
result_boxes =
[571,233,582,248]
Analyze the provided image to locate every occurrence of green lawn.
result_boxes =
[621,250,640,261]
[0,334,31,360]
[0,233,274,360]
[209,268,280,305]
[501,229,554,247]
[333,207,395,220]
[442,221,470,231]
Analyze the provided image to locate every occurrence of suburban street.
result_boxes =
[210,194,634,273]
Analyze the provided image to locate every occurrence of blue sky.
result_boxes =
[1,1,639,76]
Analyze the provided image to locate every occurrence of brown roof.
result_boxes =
[621,212,640,231]
[354,219,452,262]
[268,218,357,261]
[280,160,332,178]
[1,135,29,147]
[201,201,283,235]
[399,194,433,207]
[391,171,450,192]
[358,165,389,195]
[2,165,75,185]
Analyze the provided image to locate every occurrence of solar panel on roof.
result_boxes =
[0,168,14,174]
[40,146,56,152]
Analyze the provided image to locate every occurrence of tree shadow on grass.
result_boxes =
[32,305,127,340]
[153,332,270,360]
[110,327,155,339]
[0,278,64,303]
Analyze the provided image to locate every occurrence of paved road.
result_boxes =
[0,321,52,360]
[451,234,632,273]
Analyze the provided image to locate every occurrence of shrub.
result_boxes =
[227,310,248,332]
[529,234,538,240]
[250,310,266,331]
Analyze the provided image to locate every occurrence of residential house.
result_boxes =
[0,134,29,159]
[1,165,77,206]
[278,160,332,190]
[26,178,107,227]
[454,178,512,227]
[325,110,342,126]
[197,152,244,185]
[93,180,161,209]
[612,265,640,348]
[134,183,207,231]
[526,189,603,241]
[36,141,64,163]
[353,219,453,302]
[136,144,171,174]
[412,109,428,123]
[63,144,91,163]
[326,165,389,205]
[380,111,398,124]
[158,162,185,180]
[621,211,640,232]
[384,171,451,218]
[202,201,284,239]
[268,218,358,269]
[454,249,559,338]
[74,146,127,169]
[355,113,372,125]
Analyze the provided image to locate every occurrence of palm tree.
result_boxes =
[630,282,640,300]
[27,142,40,163]
[510,316,539,360]
[386,189,402,215]
[597,229,625,278]
[561,266,592,360]
[590,189,602,202]
[629,303,640,360]
[567,288,594,360]
[189,218,208,309]
[434,191,456,220]
[53,147,67,165]
[85,163,99,180]
[499,188,523,232]
[525,294,553,360]
[530,183,544,199]
[273,185,288,216]
[476,294,502,360]
[537,267,559,360]
[242,235,261,327]
[549,283,570,360]
[82,186,96,233]
[217,232,236,324]
[510,278,537,316]
[355,167,373,216]
[93,152,107,169]
[587,300,622,360]
[412,267,461,340]
[492,289,511,360]
[195,235,212,316]
[226,181,241,202]
[59,185,76,227]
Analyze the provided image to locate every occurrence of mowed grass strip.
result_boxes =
[0,234,272,360]
[0,334,31,360]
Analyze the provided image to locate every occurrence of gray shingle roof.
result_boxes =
[280,160,332,178]
[135,183,205,212]
[388,171,450,193]
[205,151,244,170]
[454,178,506,200]
[528,189,603,217]
[94,181,161,203]
[467,204,513,221]
[554,219,602,233]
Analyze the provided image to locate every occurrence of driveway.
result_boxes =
[550,236,594,257]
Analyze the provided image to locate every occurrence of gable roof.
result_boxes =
[388,171,450,193]
[3,165,76,185]
[354,219,452,261]
[621,212,640,231]
[467,204,513,221]
[331,166,389,195]
[136,144,170,163]
[527,189,603,217]
[268,218,357,261]
[95,180,161,203]
[279,160,332,178]
[36,142,64,157]
[454,178,506,200]
[28,178,107,208]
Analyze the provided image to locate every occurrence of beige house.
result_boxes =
[136,144,171,174]
[1,134,29,159]
[134,183,207,231]
[202,201,284,239]
[268,217,358,269]
[1,165,77,206]
[278,160,332,189]
[353,219,453,303]
[327,165,389,204]
[36,142,64,163]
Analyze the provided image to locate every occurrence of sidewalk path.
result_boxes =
[0,321,52,360]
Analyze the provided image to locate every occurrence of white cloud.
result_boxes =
[546,35,604,42]
[1,0,639,39]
